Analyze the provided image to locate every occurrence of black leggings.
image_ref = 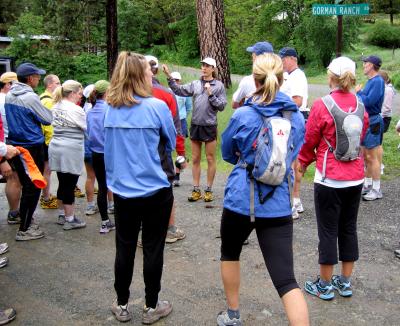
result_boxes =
[220,208,298,297]
[56,172,79,205]
[114,187,173,308]
[314,183,362,265]
[92,152,108,221]
[10,144,44,232]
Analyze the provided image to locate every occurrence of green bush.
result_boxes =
[367,21,400,48]
[392,72,400,90]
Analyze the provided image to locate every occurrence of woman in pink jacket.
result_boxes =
[298,57,369,301]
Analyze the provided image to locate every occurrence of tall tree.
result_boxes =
[196,0,231,87]
[106,0,118,78]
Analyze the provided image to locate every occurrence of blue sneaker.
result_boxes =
[304,278,334,300]
[331,275,352,297]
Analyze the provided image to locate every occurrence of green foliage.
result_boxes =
[366,21,400,48]
[392,72,400,90]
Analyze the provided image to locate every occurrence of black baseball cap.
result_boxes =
[279,47,298,58]
[362,55,382,67]
[16,62,46,77]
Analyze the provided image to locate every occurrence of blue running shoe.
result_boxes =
[217,310,242,326]
[331,275,352,297]
[304,278,334,300]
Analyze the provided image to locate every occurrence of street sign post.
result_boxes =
[312,3,370,57]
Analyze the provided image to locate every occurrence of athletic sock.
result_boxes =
[65,215,74,222]
[205,186,212,192]
[372,179,380,191]
[87,201,95,208]
[293,197,301,205]
[339,275,350,284]
[227,308,240,320]
[193,186,200,191]
[168,225,177,232]
[58,209,65,216]
[108,201,114,208]
[319,278,331,288]
[364,177,372,187]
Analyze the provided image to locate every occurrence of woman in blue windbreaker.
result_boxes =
[105,52,176,324]
[217,53,309,326]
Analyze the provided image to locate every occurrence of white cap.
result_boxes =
[200,57,216,68]
[328,56,356,77]
[83,84,95,98]
[145,55,159,68]
[170,72,182,80]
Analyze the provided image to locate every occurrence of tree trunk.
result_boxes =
[196,0,231,88]
[106,0,118,78]
[389,0,394,25]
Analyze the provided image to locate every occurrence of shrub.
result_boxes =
[392,72,400,90]
[367,21,400,48]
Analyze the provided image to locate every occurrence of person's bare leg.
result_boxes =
[205,140,217,188]
[281,288,310,326]
[320,264,334,282]
[85,162,96,204]
[220,261,240,310]
[168,201,176,227]
[293,160,302,199]
[341,261,354,278]
[42,161,52,200]
[63,203,74,217]
[191,141,202,187]
[5,172,21,211]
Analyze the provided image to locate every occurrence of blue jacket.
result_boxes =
[104,96,176,198]
[221,92,305,218]
[176,95,192,120]
[356,75,385,116]
[87,99,107,153]
[5,82,52,146]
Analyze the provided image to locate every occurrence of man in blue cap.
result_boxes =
[5,62,53,241]
[356,55,385,201]
[232,41,274,109]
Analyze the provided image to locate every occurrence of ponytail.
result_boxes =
[252,53,283,105]
[52,80,82,104]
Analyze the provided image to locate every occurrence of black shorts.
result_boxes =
[190,124,217,142]
[383,117,392,133]
[220,208,298,297]
[43,143,49,162]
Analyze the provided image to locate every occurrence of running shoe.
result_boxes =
[142,300,172,325]
[361,184,372,196]
[57,215,66,225]
[304,277,334,300]
[217,310,242,326]
[166,228,186,243]
[188,189,202,202]
[111,300,131,322]
[74,186,85,198]
[63,216,86,231]
[0,243,9,255]
[15,226,45,241]
[204,190,214,202]
[7,211,20,225]
[85,205,99,215]
[395,249,400,259]
[362,189,383,201]
[0,257,8,269]
[0,307,16,325]
[294,200,304,213]
[331,275,352,297]
[100,221,116,234]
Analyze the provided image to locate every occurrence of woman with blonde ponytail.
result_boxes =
[48,80,87,231]
[298,57,369,301]
[218,53,309,326]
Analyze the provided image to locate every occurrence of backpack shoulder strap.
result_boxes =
[40,94,52,101]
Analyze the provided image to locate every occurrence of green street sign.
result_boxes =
[312,3,370,16]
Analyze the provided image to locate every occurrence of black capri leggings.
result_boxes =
[220,208,298,297]
[56,172,79,205]
[92,152,109,221]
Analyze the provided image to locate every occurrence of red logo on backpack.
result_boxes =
[277,129,284,136]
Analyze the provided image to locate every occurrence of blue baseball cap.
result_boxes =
[246,41,274,55]
[279,47,298,58]
[362,55,382,67]
[16,62,46,77]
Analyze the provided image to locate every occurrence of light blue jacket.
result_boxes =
[221,92,305,218]
[176,95,192,120]
[87,99,107,153]
[104,96,176,198]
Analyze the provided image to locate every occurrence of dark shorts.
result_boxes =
[43,143,49,162]
[84,153,93,165]
[190,124,217,142]
[362,114,383,149]
[300,110,309,122]
[383,117,392,133]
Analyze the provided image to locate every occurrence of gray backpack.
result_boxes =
[321,95,364,181]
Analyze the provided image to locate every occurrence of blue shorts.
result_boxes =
[362,114,383,149]
[180,119,188,138]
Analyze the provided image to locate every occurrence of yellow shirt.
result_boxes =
[40,90,54,145]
